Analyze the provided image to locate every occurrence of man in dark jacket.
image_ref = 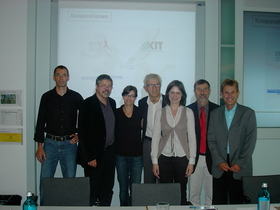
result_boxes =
[138,73,165,183]
[187,79,219,205]
[77,74,116,206]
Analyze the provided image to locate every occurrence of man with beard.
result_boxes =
[34,65,83,204]
[187,79,219,205]
[77,74,116,206]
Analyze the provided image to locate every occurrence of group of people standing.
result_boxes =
[34,65,257,207]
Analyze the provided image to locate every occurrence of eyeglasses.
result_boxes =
[99,84,113,89]
[124,94,136,98]
[146,83,161,88]
[195,88,209,92]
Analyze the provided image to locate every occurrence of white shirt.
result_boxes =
[151,105,196,165]
[145,95,163,138]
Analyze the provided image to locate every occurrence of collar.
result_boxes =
[225,103,237,112]
[197,101,209,112]
[146,94,163,105]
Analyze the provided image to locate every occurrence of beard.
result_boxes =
[198,95,208,103]
[102,90,110,98]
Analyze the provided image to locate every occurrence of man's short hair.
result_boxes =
[164,80,187,106]
[143,73,162,86]
[193,79,210,90]
[96,74,113,86]
[221,79,239,92]
[53,65,69,76]
[121,85,138,97]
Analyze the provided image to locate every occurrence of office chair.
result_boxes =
[131,183,181,206]
[242,174,280,204]
[42,177,90,206]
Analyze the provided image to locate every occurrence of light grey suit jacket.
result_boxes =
[207,103,257,180]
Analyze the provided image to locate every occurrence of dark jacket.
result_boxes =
[138,95,166,139]
[187,101,219,174]
[76,94,116,167]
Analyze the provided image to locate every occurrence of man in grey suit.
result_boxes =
[208,79,257,204]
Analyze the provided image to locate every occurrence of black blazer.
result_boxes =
[187,101,219,174]
[138,95,166,139]
[76,94,116,167]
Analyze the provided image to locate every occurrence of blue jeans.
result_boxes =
[115,155,143,206]
[39,137,77,204]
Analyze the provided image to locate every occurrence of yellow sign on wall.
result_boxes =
[0,133,22,142]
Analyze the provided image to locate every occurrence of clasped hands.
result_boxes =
[152,164,194,179]
[219,162,241,173]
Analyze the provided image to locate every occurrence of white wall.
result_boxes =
[0,0,29,198]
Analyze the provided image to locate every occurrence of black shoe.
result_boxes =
[186,201,193,205]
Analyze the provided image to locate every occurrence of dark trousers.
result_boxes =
[84,146,115,206]
[143,139,157,183]
[158,155,189,205]
[212,155,244,204]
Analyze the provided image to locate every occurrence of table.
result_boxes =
[0,204,279,210]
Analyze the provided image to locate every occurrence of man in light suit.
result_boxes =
[138,73,166,183]
[187,79,219,205]
[208,79,257,204]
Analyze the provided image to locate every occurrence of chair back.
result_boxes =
[42,177,90,206]
[131,183,181,206]
[242,174,280,204]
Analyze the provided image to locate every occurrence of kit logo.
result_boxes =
[141,41,163,51]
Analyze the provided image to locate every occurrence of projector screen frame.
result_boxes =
[48,0,220,106]
[35,0,219,109]
[235,0,280,128]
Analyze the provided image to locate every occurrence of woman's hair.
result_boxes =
[121,85,138,97]
[164,80,187,106]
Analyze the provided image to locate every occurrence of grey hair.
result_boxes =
[143,73,162,86]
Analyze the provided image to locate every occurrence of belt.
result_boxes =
[144,136,152,141]
[46,134,72,141]
[104,144,113,150]
[199,153,206,156]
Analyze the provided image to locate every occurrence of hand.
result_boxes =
[218,162,231,172]
[152,164,160,179]
[230,163,241,173]
[88,159,97,168]
[69,134,79,144]
[36,147,46,163]
[185,164,194,177]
